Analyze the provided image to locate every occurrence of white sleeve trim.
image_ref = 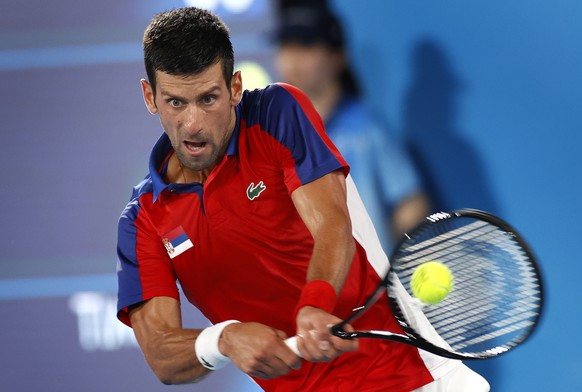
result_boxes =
[345,175,459,380]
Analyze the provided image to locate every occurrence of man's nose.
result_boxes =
[183,105,202,133]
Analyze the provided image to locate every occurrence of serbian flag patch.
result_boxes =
[162,226,194,259]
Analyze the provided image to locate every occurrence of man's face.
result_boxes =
[275,42,342,98]
[141,62,242,172]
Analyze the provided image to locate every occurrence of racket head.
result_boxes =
[386,209,544,359]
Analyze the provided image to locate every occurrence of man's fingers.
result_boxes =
[277,339,302,370]
[274,328,288,340]
[297,330,340,362]
[330,322,359,353]
[331,335,358,352]
[269,330,301,371]
[226,323,300,378]
[243,351,299,379]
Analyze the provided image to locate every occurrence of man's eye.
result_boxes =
[201,95,216,105]
[168,99,182,107]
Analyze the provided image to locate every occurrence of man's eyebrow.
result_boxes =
[160,85,222,100]
[159,89,187,100]
[196,85,222,97]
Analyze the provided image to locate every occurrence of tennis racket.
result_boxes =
[286,209,543,360]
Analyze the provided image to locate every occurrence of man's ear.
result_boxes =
[230,71,243,106]
[141,79,158,114]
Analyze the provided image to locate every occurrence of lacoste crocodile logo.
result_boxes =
[246,181,266,200]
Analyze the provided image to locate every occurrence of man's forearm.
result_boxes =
[305,222,355,292]
[136,327,211,385]
[128,298,211,385]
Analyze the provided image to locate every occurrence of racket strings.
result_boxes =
[392,217,542,357]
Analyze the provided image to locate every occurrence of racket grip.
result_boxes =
[284,336,302,357]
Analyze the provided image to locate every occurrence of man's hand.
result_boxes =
[218,322,301,380]
[295,306,358,362]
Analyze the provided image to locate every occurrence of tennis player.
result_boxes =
[116,7,489,391]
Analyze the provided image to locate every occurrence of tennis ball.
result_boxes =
[410,261,453,305]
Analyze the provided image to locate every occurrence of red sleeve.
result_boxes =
[116,193,179,327]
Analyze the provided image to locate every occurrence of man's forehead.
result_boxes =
[155,63,225,90]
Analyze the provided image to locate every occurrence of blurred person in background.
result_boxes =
[274,5,431,252]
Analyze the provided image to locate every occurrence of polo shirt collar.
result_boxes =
[149,133,173,202]
[225,105,241,156]
[150,106,242,202]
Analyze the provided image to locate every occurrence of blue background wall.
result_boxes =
[331,1,582,390]
[0,0,580,391]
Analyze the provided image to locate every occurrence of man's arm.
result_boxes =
[290,170,359,361]
[129,296,209,384]
[390,192,431,242]
[129,296,300,384]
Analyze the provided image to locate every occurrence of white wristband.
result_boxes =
[195,320,240,370]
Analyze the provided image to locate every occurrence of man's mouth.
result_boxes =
[184,140,207,151]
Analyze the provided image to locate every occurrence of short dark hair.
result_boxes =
[143,7,234,93]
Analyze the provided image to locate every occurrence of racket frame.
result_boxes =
[331,208,544,360]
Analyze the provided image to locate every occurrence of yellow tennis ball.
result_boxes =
[410,261,453,305]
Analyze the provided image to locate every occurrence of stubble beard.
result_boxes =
[174,142,219,172]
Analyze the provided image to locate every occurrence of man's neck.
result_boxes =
[166,153,213,184]
[309,81,342,123]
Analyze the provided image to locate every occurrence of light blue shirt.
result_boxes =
[326,95,422,252]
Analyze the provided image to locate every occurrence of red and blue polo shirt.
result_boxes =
[116,83,434,391]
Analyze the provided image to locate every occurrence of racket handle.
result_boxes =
[284,336,302,357]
